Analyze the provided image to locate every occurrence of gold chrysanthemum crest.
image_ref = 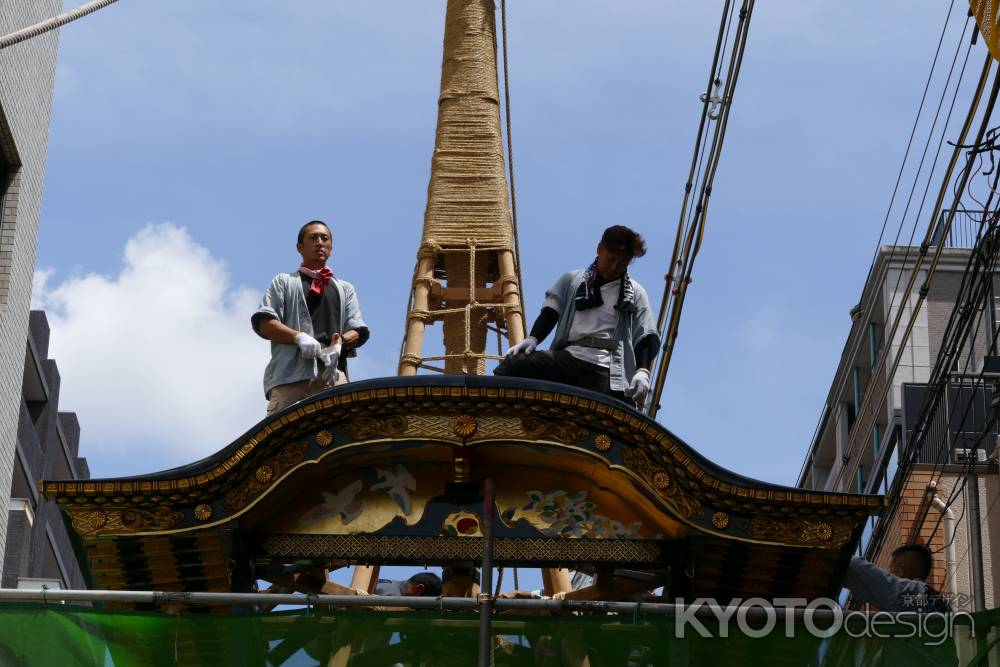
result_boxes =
[255,464,275,484]
[711,511,730,529]
[453,415,478,438]
[194,504,213,521]
[315,430,333,447]
[652,471,671,489]
[594,434,612,451]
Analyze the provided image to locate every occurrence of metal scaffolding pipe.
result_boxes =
[478,478,496,667]
[0,589,970,624]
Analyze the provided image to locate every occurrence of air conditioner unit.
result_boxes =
[952,448,987,464]
[16,578,62,591]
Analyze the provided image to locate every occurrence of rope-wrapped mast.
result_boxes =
[399,0,524,376]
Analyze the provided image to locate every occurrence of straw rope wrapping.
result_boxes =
[399,0,524,375]
[422,1,514,249]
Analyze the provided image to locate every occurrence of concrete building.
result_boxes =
[797,211,1000,610]
[0,3,62,571]
[2,311,90,590]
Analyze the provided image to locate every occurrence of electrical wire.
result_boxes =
[799,15,975,487]
[864,0,958,289]
[0,0,120,50]
[867,112,1000,559]
[834,52,992,493]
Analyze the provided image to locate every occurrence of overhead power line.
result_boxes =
[0,0,121,51]
[833,53,994,493]
[867,58,1000,559]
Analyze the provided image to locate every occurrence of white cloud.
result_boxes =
[34,223,274,477]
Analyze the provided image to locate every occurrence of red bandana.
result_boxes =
[299,264,334,296]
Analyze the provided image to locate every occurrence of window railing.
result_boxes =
[930,209,991,249]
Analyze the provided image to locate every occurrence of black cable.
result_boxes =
[816,18,973,480]
[838,32,977,492]
[880,22,973,349]
[864,0,958,289]
[906,163,1000,534]
[874,216,1000,553]
[869,79,1000,557]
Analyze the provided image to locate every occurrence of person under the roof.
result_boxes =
[494,225,659,407]
[843,543,951,613]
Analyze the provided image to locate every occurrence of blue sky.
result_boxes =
[32,0,974,493]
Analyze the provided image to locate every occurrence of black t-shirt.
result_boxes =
[301,274,342,346]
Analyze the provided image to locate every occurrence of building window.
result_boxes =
[869,322,879,371]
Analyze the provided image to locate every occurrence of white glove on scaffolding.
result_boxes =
[625,368,651,404]
[319,343,342,385]
[505,336,538,357]
[294,332,322,359]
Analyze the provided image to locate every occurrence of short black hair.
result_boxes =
[601,225,647,257]
[297,220,331,245]
[406,572,442,596]
[892,543,933,580]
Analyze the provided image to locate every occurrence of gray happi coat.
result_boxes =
[253,271,367,397]
[544,269,660,392]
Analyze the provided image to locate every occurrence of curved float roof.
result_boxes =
[43,376,882,601]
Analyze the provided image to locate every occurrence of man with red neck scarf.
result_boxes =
[252,220,369,415]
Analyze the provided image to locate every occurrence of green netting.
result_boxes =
[0,604,997,666]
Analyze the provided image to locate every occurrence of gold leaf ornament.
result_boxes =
[194,504,213,521]
[453,415,478,438]
[594,434,613,451]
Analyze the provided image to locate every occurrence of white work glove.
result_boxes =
[294,332,322,360]
[625,368,651,404]
[505,336,538,357]
[319,343,342,384]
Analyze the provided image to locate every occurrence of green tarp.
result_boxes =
[0,603,996,666]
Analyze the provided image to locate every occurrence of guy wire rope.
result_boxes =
[0,0,121,50]
[832,54,994,491]
[648,0,755,419]
[499,0,527,340]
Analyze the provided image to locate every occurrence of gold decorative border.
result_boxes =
[262,534,663,562]
[41,386,884,509]
[44,384,882,545]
